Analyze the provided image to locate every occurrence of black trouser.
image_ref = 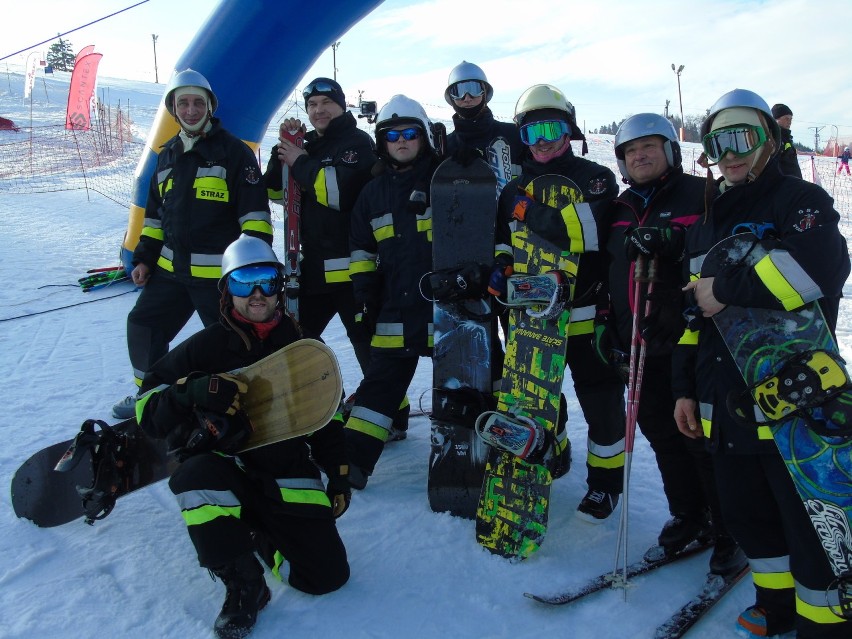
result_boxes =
[565,334,626,494]
[169,453,349,595]
[127,274,221,385]
[299,286,371,375]
[637,355,721,525]
[344,354,422,474]
[713,450,851,638]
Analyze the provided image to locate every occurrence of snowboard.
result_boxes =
[475,174,582,560]
[701,232,852,609]
[427,157,497,518]
[12,339,343,527]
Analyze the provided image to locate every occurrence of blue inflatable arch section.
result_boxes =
[122,0,384,269]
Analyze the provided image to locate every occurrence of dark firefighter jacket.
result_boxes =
[605,168,704,353]
[264,111,376,294]
[348,154,440,356]
[497,147,619,337]
[133,118,272,281]
[671,158,849,454]
[136,311,346,519]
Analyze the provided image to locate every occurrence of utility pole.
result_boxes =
[809,126,824,153]
[151,34,159,83]
[671,63,685,141]
[331,41,340,81]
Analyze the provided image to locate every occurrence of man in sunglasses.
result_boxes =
[136,234,350,639]
[491,84,622,522]
[604,113,746,577]
[443,61,524,182]
[113,69,273,420]
[673,89,850,638]
[262,77,392,424]
[344,95,444,488]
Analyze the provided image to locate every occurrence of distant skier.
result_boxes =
[673,89,851,638]
[137,235,350,639]
[838,145,851,175]
[770,103,802,179]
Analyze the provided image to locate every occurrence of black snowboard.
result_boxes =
[428,157,497,518]
[11,419,173,527]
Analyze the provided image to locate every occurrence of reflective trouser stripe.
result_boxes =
[586,436,626,469]
[750,556,794,590]
[176,488,242,527]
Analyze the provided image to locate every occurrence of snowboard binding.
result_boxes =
[475,410,553,464]
[55,419,146,525]
[419,262,490,304]
[727,349,852,438]
[432,385,496,428]
[499,270,575,320]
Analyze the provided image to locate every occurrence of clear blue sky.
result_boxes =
[4,0,851,148]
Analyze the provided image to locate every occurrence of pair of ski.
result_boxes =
[526,539,749,638]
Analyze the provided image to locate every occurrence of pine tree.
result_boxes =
[47,37,76,72]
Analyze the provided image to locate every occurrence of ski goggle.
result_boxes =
[701,125,767,162]
[385,127,421,143]
[302,80,338,99]
[448,80,485,101]
[519,120,571,146]
[227,265,282,297]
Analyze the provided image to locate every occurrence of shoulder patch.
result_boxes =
[793,208,818,232]
[341,150,359,165]
[243,165,260,185]
[587,177,608,196]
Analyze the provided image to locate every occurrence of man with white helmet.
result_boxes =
[344,95,447,488]
[137,234,350,639]
[113,69,272,419]
[605,113,746,576]
[674,89,850,638]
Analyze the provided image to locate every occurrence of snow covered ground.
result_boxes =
[1,70,850,639]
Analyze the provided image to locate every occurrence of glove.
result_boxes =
[326,464,352,518]
[512,191,534,222]
[167,409,254,461]
[171,373,248,415]
[354,301,379,343]
[624,223,685,261]
[487,262,514,299]
[639,289,687,351]
[592,305,628,379]
[451,144,483,167]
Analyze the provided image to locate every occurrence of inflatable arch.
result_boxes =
[121,0,384,271]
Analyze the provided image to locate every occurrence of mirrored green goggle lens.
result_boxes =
[519,120,570,146]
[702,126,767,161]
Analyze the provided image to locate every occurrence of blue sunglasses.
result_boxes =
[227,265,282,297]
[385,127,421,143]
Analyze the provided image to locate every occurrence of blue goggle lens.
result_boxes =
[519,120,570,146]
[227,265,281,297]
[385,127,421,142]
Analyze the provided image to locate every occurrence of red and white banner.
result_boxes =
[75,45,96,66]
[65,52,103,131]
[23,53,38,100]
